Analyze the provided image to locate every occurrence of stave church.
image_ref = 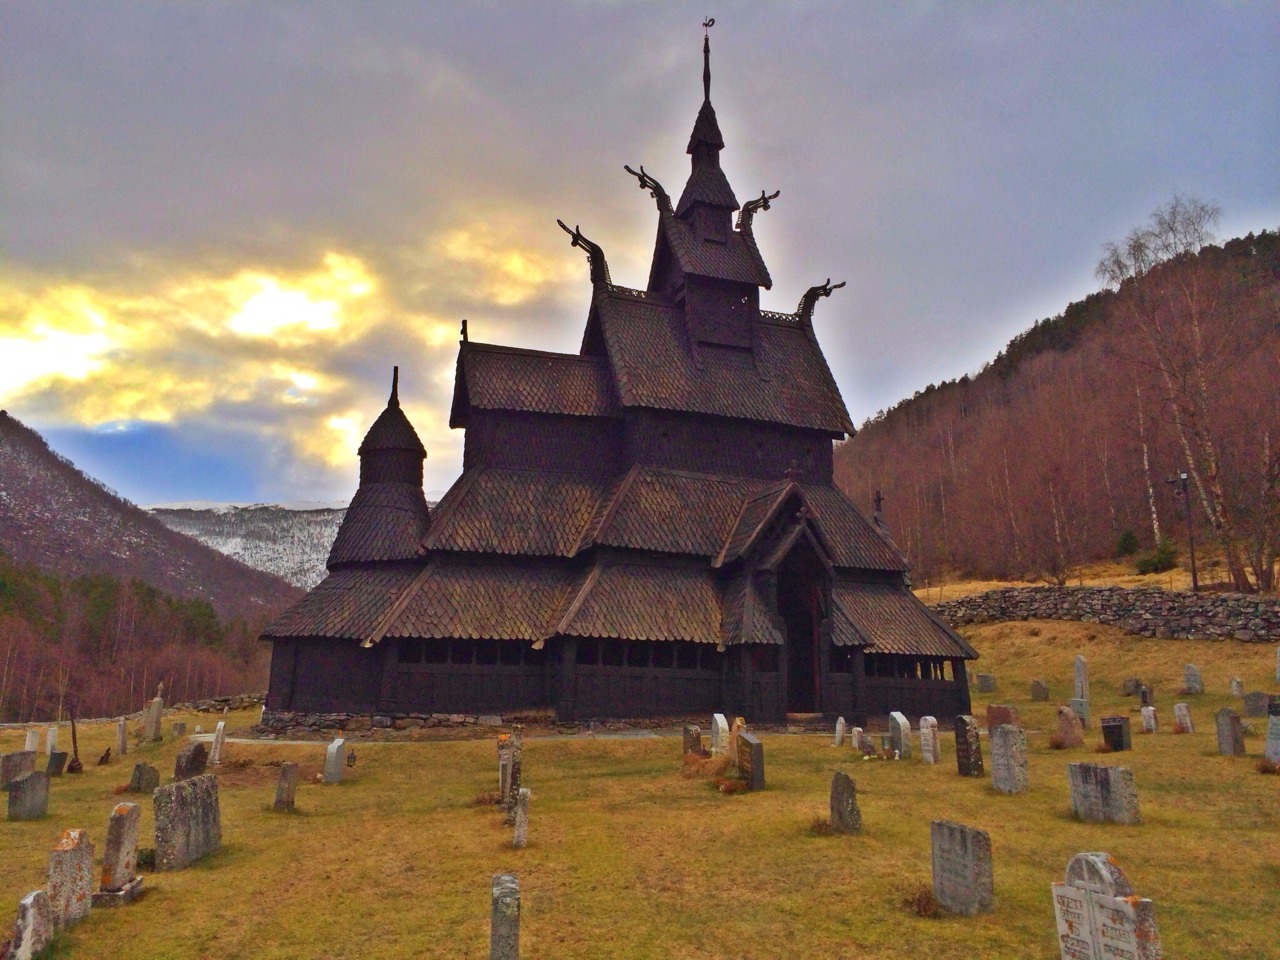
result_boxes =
[262,34,976,725]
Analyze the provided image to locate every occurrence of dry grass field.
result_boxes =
[2,621,1278,959]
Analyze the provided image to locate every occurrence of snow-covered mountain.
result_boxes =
[148,503,347,589]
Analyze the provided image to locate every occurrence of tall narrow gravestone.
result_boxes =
[833,717,847,747]
[143,698,163,742]
[323,738,346,784]
[1215,708,1245,756]
[490,874,520,960]
[919,716,939,765]
[6,890,53,959]
[1030,680,1049,701]
[1140,706,1157,734]
[45,726,58,756]
[1052,852,1161,960]
[930,821,994,916]
[24,729,39,753]
[985,704,1019,736]
[1100,716,1132,752]
[1074,655,1089,701]
[512,787,530,849]
[991,725,1029,794]
[1183,663,1204,695]
[498,735,512,800]
[1229,677,1244,698]
[710,714,729,755]
[154,774,221,870]
[210,721,227,764]
[1173,702,1194,734]
[116,717,128,757]
[682,725,702,756]
[504,729,524,827]
[1275,646,1280,683]
[737,732,765,790]
[829,772,861,833]
[1067,764,1140,824]
[274,762,299,811]
[93,802,143,906]
[954,715,984,777]
[888,712,911,759]
[1266,701,1280,765]
[1069,697,1091,729]
[849,726,863,752]
[46,752,68,777]
[47,829,95,928]
[7,771,49,821]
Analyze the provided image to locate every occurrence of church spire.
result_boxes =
[389,365,400,408]
[677,20,737,218]
[702,18,712,102]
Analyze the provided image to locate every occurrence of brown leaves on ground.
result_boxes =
[680,752,733,779]
[902,882,944,918]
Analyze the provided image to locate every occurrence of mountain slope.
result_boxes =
[0,411,302,621]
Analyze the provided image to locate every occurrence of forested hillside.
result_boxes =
[836,203,1279,592]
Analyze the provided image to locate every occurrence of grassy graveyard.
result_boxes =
[2,620,1278,959]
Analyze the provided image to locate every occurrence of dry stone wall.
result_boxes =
[932,586,1280,642]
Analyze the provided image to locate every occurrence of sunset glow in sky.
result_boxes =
[2,4,1277,504]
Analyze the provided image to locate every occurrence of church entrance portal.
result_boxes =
[778,540,826,714]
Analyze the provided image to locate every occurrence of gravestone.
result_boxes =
[46,752,68,777]
[154,773,222,870]
[1243,691,1269,717]
[24,728,39,752]
[829,771,861,833]
[954,715,984,777]
[930,820,994,916]
[737,732,765,790]
[210,720,227,764]
[323,738,346,784]
[1056,706,1085,748]
[93,802,143,906]
[7,771,49,821]
[1068,697,1091,729]
[1100,716,1132,751]
[1139,685,1154,707]
[991,725,1028,794]
[173,742,208,782]
[1140,706,1157,734]
[498,735,512,800]
[116,717,128,757]
[512,787,530,849]
[985,704,1020,736]
[849,726,863,751]
[919,716,939,765]
[833,717,847,747]
[171,721,187,739]
[194,725,203,735]
[888,712,911,759]
[710,714,729,755]
[1121,678,1143,697]
[503,729,524,827]
[1229,677,1244,698]
[1067,763,1140,824]
[1267,701,1280,765]
[682,725,702,756]
[1074,655,1089,701]
[976,673,997,694]
[1183,663,1204,695]
[143,698,164,742]
[127,763,159,795]
[860,732,876,756]
[2,750,36,788]
[1052,852,1161,960]
[274,762,299,811]
[6,890,53,959]
[1215,707,1245,756]
[490,874,520,960]
[47,828,95,928]
[1173,702,1194,734]
[1276,646,1280,683]
[1030,680,1049,702]
[45,726,58,756]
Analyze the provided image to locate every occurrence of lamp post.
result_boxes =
[1165,471,1199,593]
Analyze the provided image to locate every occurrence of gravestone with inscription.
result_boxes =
[1052,852,1161,960]
[954,715,984,777]
[1140,706,1157,734]
[154,774,221,870]
[1243,691,1270,717]
[919,716,939,765]
[985,704,1020,736]
[737,732,764,790]
[1267,702,1280,765]
[829,771,861,833]
[930,820,994,915]
[1100,716,1132,752]
[991,724,1029,794]
[1214,707,1245,756]
[976,673,997,694]
[1183,663,1204,695]
[1031,680,1049,701]
[1067,763,1139,824]
[1056,706,1085,748]
[888,712,911,759]
[1074,655,1089,701]
[1173,702,1194,734]
[47,829,95,928]
[710,714,729,755]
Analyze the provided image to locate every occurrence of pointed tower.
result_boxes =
[327,367,431,569]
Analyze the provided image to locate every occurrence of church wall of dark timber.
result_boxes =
[267,638,383,714]
[463,410,621,475]
[624,410,834,481]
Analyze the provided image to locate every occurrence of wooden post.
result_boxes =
[556,638,577,722]
[851,648,868,727]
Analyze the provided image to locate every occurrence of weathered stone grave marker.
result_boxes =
[115,717,128,757]
[976,673,997,694]
[1267,701,1280,765]
[1067,763,1139,824]
[209,720,227,764]
[323,738,346,784]
[930,820,994,916]
[1030,679,1049,701]
[503,727,524,827]
[991,725,1028,794]
[6,890,53,959]
[833,717,846,747]
[737,732,764,789]
[954,715,984,776]
[849,726,863,752]
[1052,852,1161,960]
[1215,707,1245,756]
[46,752,67,777]
[127,762,159,795]
[1139,684,1154,707]
[1229,677,1244,698]
[888,712,911,759]
[154,773,221,870]
[710,713,729,755]
[1121,677,1142,697]
[490,873,520,960]
[45,726,58,756]
[93,802,143,906]
[171,721,186,740]
[512,787,531,849]
[274,762,299,811]
[682,724,702,756]
[47,828,94,928]
[1140,706,1157,734]
[829,771,861,833]
[173,742,208,782]
[7,771,49,821]
[985,703,1019,736]
[1068,697,1091,729]
[919,716,939,765]
[1183,663,1204,695]
[24,729,39,753]
[1056,706,1085,748]
[1100,715,1132,752]
[1243,691,1270,717]
[2,750,36,788]
[1173,702,1194,734]
[143,698,164,742]
[1074,655,1089,701]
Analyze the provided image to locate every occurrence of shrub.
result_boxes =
[471,791,502,807]
[1256,758,1278,775]
[712,777,748,794]
[1048,735,1068,750]
[1093,741,1114,753]
[808,815,834,836]
[902,883,944,918]
[1136,540,1178,575]
[1115,530,1139,557]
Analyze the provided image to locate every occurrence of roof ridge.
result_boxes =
[362,562,435,648]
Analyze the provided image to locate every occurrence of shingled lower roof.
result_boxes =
[660,214,769,287]
[831,581,977,659]
[328,481,431,568]
[555,561,721,644]
[450,341,618,427]
[261,567,419,640]
[596,292,854,434]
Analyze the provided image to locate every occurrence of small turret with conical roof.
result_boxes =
[327,367,431,569]
[675,28,739,228]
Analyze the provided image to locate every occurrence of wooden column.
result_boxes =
[952,658,971,715]
[556,638,578,722]
[851,647,868,727]
[740,645,754,719]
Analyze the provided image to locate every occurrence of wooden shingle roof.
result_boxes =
[450,341,619,427]
[556,561,721,644]
[659,215,770,287]
[261,568,418,640]
[831,581,977,659]
[328,482,431,568]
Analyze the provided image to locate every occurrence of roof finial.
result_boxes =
[389,366,400,408]
[461,318,468,342]
[702,18,715,102]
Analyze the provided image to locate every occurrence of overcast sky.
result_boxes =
[2,2,1277,505]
